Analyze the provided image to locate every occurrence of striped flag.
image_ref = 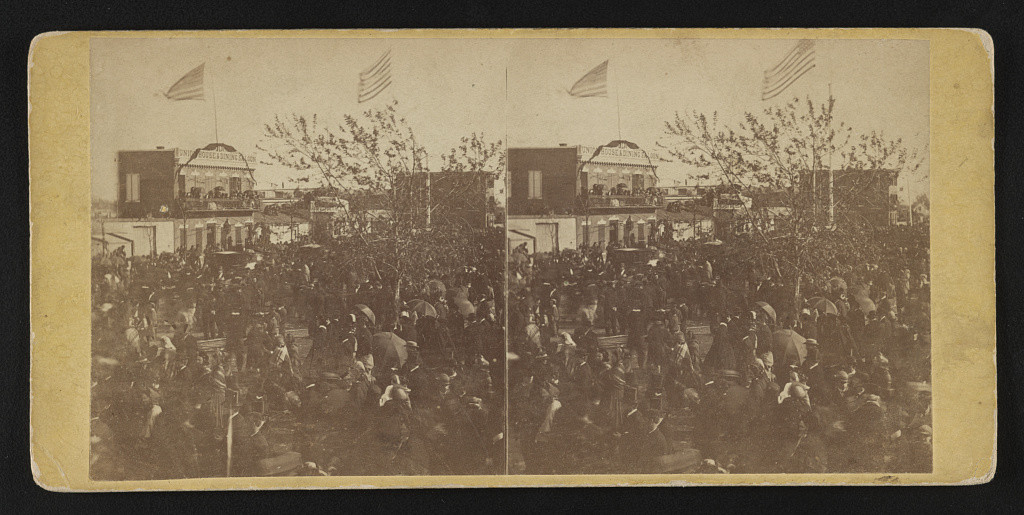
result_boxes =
[568,60,609,98]
[762,40,815,101]
[358,49,393,103]
[164,63,205,101]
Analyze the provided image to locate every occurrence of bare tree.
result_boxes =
[434,133,506,228]
[259,101,502,326]
[661,95,923,313]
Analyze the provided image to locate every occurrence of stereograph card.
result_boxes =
[28,28,994,489]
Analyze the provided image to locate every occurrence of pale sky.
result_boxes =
[506,38,929,202]
[91,37,928,202]
[91,37,511,200]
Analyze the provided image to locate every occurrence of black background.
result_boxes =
[2,1,1021,512]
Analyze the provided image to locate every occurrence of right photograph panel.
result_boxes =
[505,38,932,475]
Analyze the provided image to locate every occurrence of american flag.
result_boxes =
[358,49,393,103]
[164,63,205,101]
[762,40,816,101]
[568,60,609,98]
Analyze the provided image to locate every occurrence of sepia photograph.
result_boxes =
[505,38,933,475]
[27,28,994,489]
[89,38,508,479]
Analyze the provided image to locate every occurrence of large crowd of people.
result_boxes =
[91,230,506,479]
[508,225,932,474]
[91,215,933,477]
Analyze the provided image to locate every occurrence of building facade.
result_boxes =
[397,171,500,230]
[114,143,260,252]
[508,141,661,251]
[802,169,900,227]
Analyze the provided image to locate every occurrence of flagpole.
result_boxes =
[616,92,622,141]
[614,60,622,140]
[210,61,220,144]
[828,81,834,228]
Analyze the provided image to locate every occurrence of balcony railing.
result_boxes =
[182,198,259,211]
[583,195,660,208]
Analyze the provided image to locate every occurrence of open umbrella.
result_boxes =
[772,329,808,367]
[407,299,438,318]
[829,277,848,293]
[754,301,777,323]
[455,298,476,317]
[807,297,839,316]
[370,332,408,368]
[852,295,876,313]
[353,304,376,326]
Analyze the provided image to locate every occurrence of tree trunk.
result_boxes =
[392,278,402,332]
[793,275,803,318]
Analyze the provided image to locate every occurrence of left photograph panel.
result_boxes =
[89,37,508,479]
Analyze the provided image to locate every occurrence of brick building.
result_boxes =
[114,143,260,252]
[507,141,660,252]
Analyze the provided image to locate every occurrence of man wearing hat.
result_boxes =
[427,373,453,411]
[336,314,358,370]
[475,300,504,365]
[349,361,381,419]
[395,309,419,344]
[570,347,601,405]
[819,369,851,413]
[799,308,819,341]
[400,339,421,374]
[801,339,826,400]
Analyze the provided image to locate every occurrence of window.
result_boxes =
[527,170,543,199]
[125,173,141,202]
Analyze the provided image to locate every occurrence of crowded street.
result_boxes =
[508,225,932,474]
[90,230,506,479]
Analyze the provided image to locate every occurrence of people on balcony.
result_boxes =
[179,187,261,210]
